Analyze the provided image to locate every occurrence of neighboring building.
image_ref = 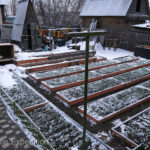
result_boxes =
[80,0,150,51]
[11,0,42,50]
[0,1,6,24]
[80,0,150,29]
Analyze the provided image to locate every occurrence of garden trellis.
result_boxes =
[67,30,107,150]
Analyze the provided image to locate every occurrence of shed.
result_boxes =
[80,0,150,29]
[11,0,41,51]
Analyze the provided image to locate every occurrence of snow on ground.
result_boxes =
[95,131,111,142]
[16,46,76,61]
[14,41,134,61]
[14,44,22,53]
[5,64,27,78]
[0,66,17,89]
[95,43,134,59]
[112,119,123,127]
[0,64,27,89]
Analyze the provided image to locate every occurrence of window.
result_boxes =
[136,0,142,12]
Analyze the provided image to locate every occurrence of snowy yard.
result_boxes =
[0,42,150,150]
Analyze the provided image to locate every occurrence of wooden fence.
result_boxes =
[103,26,150,51]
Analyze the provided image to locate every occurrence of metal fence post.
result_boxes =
[82,35,89,150]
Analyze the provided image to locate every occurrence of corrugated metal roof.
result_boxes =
[11,0,29,42]
[80,0,133,17]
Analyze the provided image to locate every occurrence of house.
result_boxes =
[0,1,6,24]
[80,0,150,51]
[11,0,41,50]
[80,0,150,29]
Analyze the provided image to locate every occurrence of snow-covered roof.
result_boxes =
[0,0,6,5]
[80,0,133,17]
[11,0,29,42]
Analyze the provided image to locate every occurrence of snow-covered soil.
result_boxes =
[113,106,150,147]
[15,46,76,61]
[79,80,150,121]
[57,66,150,102]
[1,76,47,109]
[95,43,134,59]
[14,41,135,61]
[0,73,110,150]
[27,104,109,150]
[30,56,128,80]
[43,59,150,89]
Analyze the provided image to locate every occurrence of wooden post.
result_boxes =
[82,35,89,149]
[67,30,107,150]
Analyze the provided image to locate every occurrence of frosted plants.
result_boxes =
[31,59,117,80]
[114,106,150,147]
[31,56,138,80]
[27,104,109,150]
[43,59,150,89]
[2,76,46,109]
[57,66,150,102]
[79,80,150,122]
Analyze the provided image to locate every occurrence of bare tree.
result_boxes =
[34,0,86,27]
[10,0,18,15]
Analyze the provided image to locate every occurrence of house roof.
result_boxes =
[80,0,133,17]
[11,0,29,42]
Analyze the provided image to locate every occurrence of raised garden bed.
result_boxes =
[78,80,150,124]
[27,104,111,150]
[29,56,139,81]
[42,59,150,92]
[16,50,96,66]
[0,88,54,150]
[26,56,106,73]
[0,74,111,150]
[112,106,150,148]
[1,76,47,109]
[56,66,150,106]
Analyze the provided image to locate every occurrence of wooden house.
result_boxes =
[0,1,6,24]
[80,0,150,29]
[11,0,41,51]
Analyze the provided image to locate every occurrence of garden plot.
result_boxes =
[29,59,116,81]
[42,71,101,91]
[27,104,110,150]
[79,80,150,124]
[112,106,150,148]
[94,59,150,75]
[29,55,138,81]
[26,56,106,73]
[57,66,150,105]
[1,75,47,109]
[30,65,84,80]
[42,59,150,92]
